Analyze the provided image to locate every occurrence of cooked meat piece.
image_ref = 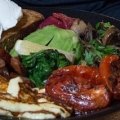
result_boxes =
[0,48,11,65]
[102,26,120,46]
[0,58,10,79]
[0,67,10,79]
[0,48,14,79]
[0,58,5,68]
[46,65,110,112]
[10,57,26,76]
[109,59,120,99]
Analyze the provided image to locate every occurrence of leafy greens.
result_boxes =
[95,22,112,39]
[20,49,71,88]
[83,39,119,66]
[79,22,119,66]
[24,25,83,62]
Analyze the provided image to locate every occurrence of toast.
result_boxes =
[0,9,44,52]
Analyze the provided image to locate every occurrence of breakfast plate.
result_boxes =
[0,6,120,120]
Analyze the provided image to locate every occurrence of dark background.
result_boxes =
[13,0,120,19]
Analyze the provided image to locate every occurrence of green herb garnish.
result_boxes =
[83,39,119,66]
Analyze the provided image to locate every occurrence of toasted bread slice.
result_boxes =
[0,9,44,51]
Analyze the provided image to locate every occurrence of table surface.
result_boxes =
[94,111,120,120]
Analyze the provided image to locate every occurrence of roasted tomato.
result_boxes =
[99,55,119,92]
[109,58,120,100]
[45,65,110,112]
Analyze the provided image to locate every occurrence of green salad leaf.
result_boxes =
[82,39,119,66]
[20,49,71,88]
[95,22,112,39]
[24,25,83,62]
